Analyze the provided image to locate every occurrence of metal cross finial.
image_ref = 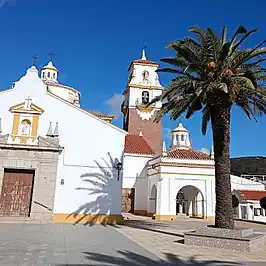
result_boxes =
[48,52,55,61]
[32,54,38,66]
[25,96,32,109]
[143,40,147,50]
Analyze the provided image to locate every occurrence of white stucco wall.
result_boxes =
[122,153,153,189]
[138,157,266,220]
[134,167,149,212]
[147,163,216,218]
[0,66,126,218]
[128,63,161,88]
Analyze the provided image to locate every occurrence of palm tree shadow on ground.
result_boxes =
[66,152,122,225]
[56,251,241,266]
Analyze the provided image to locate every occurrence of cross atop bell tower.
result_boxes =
[121,48,163,155]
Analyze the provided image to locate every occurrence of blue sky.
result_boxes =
[0,0,266,157]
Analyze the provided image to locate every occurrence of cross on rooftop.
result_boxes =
[25,96,32,109]
[48,52,56,61]
[32,54,38,66]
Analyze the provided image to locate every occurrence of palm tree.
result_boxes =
[150,26,266,229]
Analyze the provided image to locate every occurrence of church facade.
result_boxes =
[0,61,126,224]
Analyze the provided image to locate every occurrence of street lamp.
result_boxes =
[116,162,123,181]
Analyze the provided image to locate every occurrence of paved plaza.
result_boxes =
[0,215,265,265]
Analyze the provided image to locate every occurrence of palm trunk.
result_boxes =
[210,96,234,229]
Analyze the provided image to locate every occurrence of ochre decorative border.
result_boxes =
[53,213,124,225]
[127,84,163,90]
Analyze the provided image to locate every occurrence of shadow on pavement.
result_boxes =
[117,218,186,238]
[55,251,241,265]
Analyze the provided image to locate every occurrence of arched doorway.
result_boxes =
[232,194,240,218]
[150,185,157,214]
[232,191,244,219]
[176,185,204,218]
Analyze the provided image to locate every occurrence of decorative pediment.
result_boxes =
[9,97,44,115]
[8,97,45,145]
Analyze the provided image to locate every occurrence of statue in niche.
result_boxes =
[20,119,31,135]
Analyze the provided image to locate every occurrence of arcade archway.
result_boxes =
[176,185,204,218]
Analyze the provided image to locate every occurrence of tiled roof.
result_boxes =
[166,149,211,160]
[237,190,266,201]
[124,134,155,155]
[128,59,158,71]
[133,59,158,65]
[83,109,114,123]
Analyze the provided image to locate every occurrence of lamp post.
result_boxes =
[116,162,123,181]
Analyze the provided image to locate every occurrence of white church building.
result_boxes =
[0,50,265,224]
[121,50,266,223]
[0,60,126,224]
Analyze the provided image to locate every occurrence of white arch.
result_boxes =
[232,190,242,219]
[176,185,204,218]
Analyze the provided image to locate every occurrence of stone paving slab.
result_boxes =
[115,224,266,265]
[0,222,265,265]
[0,224,169,266]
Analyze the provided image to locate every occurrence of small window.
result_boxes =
[53,73,56,79]
[42,72,45,78]
[254,208,263,216]
[142,91,149,104]
[181,134,184,141]
[47,72,50,78]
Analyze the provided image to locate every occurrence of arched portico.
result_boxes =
[176,185,204,218]
[149,185,157,214]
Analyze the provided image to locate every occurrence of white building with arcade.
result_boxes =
[121,50,266,223]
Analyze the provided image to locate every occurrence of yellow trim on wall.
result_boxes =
[11,113,20,135]
[155,215,177,221]
[53,213,124,225]
[134,210,148,216]
[137,105,155,112]
[205,216,215,221]
[127,84,163,90]
[31,115,39,137]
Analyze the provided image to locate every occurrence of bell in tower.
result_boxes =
[121,48,164,155]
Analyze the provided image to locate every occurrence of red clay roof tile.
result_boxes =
[237,190,266,201]
[125,134,155,155]
[166,149,211,160]
[133,59,158,65]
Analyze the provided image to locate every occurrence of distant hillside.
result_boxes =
[230,157,266,176]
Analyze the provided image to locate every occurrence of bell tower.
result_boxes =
[121,49,163,155]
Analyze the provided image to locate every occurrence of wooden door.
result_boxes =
[0,169,34,217]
